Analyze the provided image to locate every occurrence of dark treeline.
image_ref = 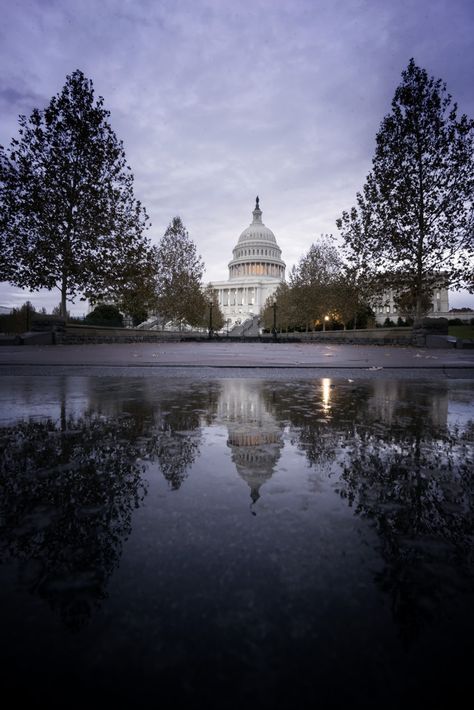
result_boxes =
[260,236,413,332]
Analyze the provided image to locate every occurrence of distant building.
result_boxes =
[210,198,286,327]
[372,285,450,324]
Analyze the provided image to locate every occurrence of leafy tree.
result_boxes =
[85,303,124,327]
[155,216,205,327]
[0,300,38,333]
[114,252,160,326]
[201,284,225,332]
[330,267,363,329]
[289,237,343,330]
[0,146,16,283]
[395,288,433,319]
[0,70,150,318]
[52,303,70,319]
[338,59,474,320]
[261,282,295,332]
[345,303,376,330]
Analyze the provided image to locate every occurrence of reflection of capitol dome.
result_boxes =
[217,381,283,504]
[228,429,283,504]
[227,431,282,447]
[210,198,286,327]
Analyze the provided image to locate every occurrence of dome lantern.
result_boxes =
[252,196,263,224]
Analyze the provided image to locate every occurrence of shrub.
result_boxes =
[85,304,124,327]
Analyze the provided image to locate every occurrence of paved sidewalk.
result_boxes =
[0,341,473,370]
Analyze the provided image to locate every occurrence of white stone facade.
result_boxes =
[211,198,285,327]
[373,285,450,323]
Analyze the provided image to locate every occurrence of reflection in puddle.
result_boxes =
[0,376,473,705]
[321,376,332,412]
[0,412,148,629]
[217,380,283,503]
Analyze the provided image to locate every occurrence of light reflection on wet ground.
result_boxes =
[0,376,473,707]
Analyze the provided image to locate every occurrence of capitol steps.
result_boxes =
[228,315,261,337]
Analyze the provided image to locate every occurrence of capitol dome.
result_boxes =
[210,197,286,328]
[228,197,285,280]
[237,202,277,244]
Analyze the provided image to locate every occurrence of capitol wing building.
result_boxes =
[211,198,285,327]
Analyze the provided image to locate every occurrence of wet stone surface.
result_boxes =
[0,375,473,707]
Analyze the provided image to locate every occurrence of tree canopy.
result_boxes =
[260,238,375,332]
[337,59,474,320]
[0,70,151,317]
[289,237,344,328]
[84,303,124,328]
[154,216,205,327]
[201,284,225,333]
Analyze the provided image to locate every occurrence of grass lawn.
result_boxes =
[449,325,474,339]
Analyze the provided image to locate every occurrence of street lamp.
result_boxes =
[323,315,329,332]
[272,300,277,341]
[208,300,213,339]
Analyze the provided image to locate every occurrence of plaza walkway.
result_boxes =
[0,341,473,375]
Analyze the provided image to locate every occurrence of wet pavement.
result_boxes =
[0,372,473,707]
[1,340,474,371]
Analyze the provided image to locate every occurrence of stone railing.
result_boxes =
[56,323,200,344]
[15,321,468,348]
[52,324,415,345]
[267,327,413,345]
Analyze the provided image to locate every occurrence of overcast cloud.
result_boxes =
[1,0,473,314]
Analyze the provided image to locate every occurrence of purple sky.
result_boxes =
[1,0,473,314]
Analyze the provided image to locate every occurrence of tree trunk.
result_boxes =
[416,292,423,322]
[60,273,68,320]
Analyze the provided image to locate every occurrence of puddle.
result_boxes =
[0,376,473,705]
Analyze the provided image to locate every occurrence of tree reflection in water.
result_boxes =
[0,379,221,629]
[0,375,472,650]
[261,378,372,472]
[86,379,221,491]
[0,413,148,630]
[338,419,474,643]
[270,378,474,643]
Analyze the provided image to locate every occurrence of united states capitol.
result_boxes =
[139,196,451,332]
[208,197,450,330]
